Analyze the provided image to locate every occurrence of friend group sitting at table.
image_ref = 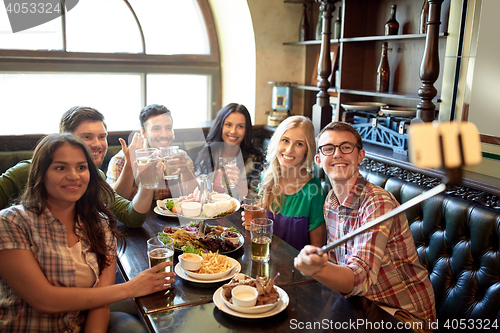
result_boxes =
[0,133,175,332]
[0,103,436,332]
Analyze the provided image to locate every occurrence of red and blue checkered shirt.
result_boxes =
[325,174,436,322]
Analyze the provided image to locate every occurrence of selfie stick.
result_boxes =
[315,183,446,256]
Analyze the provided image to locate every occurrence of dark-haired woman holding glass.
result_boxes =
[0,133,174,333]
[195,103,264,199]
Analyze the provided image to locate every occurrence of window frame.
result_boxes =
[0,0,221,139]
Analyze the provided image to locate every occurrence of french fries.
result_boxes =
[196,252,232,274]
[171,229,197,245]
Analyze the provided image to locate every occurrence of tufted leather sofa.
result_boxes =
[359,167,500,327]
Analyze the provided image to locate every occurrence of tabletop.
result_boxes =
[145,282,415,333]
[117,207,413,333]
[117,207,314,315]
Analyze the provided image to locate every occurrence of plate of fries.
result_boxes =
[174,260,241,283]
[182,253,238,280]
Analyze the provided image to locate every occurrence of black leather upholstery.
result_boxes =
[360,167,500,323]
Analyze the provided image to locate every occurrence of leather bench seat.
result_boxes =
[360,167,500,323]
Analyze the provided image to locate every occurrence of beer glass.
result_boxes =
[250,218,273,262]
[219,157,237,188]
[147,236,174,274]
[160,146,180,180]
[136,148,160,189]
[243,194,264,231]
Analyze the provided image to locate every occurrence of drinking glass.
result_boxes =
[136,148,160,189]
[250,218,273,262]
[219,157,237,188]
[251,260,270,279]
[160,146,180,180]
[147,236,174,275]
[243,194,264,231]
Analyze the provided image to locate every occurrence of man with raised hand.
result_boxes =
[107,104,198,201]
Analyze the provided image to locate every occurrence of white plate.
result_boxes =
[174,258,241,283]
[183,257,238,280]
[220,287,279,314]
[154,206,177,217]
[380,106,417,117]
[158,198,241,220]
[213,286,289,319]
[341,102,387,111]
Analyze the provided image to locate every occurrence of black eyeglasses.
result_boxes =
[318,142,361,156]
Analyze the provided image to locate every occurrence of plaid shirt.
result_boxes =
[0,205,117,332]
[106,149,194,200]
[325,174,436,322]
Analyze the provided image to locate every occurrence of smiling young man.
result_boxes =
[106,104,197,200]
[294,122,436,332]
[0,106,153,228]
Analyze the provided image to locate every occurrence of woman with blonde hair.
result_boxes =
[247,116,326,250]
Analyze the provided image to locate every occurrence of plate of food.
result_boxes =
[154,205,176,217]
[380,106,417,117]
[213,274,289,318]
[182,252,238,280]
[174,255,241,283]
[219,274,280,314]
[156,196,240,220]
[341,102,388,111]
[158,224,244,254]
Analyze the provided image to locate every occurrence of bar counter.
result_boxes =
[117,207,413,332]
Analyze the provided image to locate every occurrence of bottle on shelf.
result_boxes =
[299,3,310,42]
[333,6,341,39]
[315,10,322,40]
[384,4,399,36]
[376,42,390,92]
[419,0,429,34]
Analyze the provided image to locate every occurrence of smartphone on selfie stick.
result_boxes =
[315,121,483,256]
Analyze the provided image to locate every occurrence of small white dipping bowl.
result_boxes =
[179,253,202,271]
[181,202,201,217]
[221,231,240,246]
[231,285,258,308]
[212,193,231,202]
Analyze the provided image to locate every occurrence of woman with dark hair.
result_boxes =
[0,133,174,333]
[195,103,264,198]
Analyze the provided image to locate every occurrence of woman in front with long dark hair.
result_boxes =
[195,103,264,199]
[0,133,173,333]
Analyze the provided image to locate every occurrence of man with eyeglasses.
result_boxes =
[294,122,435,332]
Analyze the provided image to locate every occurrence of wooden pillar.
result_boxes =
[416,0,444,122]
[312,0,337,134]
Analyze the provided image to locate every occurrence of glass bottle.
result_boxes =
[315,10,322,40]
[199,174,210,206]
[419,0,429,34]
[384,5,399,36]
[299,3,309,42]
[376,42,390,92]
[333,6,341,39]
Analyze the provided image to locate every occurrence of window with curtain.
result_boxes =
[0,0,220,135]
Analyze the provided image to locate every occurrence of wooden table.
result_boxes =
[117,209,413,332]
